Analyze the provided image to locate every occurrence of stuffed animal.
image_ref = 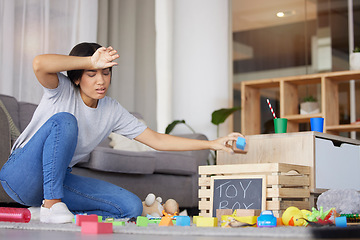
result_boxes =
[163,199,179,216]
[141,193,164,217]
[141,193,179,217]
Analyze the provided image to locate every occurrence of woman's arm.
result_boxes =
[32,46,119,89]
[135,128,243,154]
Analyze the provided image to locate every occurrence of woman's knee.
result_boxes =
[123,196,143,218]
[49,112,78,136]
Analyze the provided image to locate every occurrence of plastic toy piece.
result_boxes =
[234,209,261,217]
[282,207,306,226]
[75,214,99,226]
[232,137,248,153]
[159,216,173,226]
[221,215,257,227]
[257,210,277,227]
[149,218,161,224]
[216,209,233,221]
[196,217,218,227]
[335,216,347,227]
[81,222,113,234]
[193,216,203,225]
[305,207,335,226]
[175,216,191,226]
[136,216,149,227]
[0,207,31,223]
[220,209,258,228]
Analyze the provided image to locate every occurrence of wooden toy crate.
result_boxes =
[198,163,310,218]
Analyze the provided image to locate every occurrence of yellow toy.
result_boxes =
[282,206,310,226]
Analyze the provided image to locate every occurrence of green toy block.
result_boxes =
[112,221,126,226]
[149,219,161,224]
[136,216,149,227]
[105,218,115,222]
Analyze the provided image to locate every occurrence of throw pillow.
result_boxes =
[0,99,20,141]
[108,132,155,152]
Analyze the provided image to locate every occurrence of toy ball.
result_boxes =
[282,207,306,226]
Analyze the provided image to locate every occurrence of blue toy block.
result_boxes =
[175,216,191,226]
[236,137,246,150]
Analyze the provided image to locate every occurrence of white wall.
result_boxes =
[157,0,231,140]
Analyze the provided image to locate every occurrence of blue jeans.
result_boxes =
[0,112,142,218]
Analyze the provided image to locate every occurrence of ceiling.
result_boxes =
[232,0,317,32]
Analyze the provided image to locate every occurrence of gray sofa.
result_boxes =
[0,94,209,209]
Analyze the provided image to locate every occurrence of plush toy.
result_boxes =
[141,193,164,217]
[141,193,180,217]
[163,199,179,216]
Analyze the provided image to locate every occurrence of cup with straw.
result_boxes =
[267,99,287,133]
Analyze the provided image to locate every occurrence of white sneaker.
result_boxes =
[40,202,74,224]
[28,207,41,221]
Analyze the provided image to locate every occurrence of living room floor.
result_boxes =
[0,228,316,240]
[2,228,360,240]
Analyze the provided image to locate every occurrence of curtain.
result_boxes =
[0,0,98,104]
[97,0,157,130]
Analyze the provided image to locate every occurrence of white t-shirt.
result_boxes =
[12,73,147,167]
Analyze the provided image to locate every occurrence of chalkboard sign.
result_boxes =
[210,175,266,217]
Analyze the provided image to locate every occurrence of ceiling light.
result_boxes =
[276,10,296,18]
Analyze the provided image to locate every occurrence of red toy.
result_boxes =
[75,214,98,226]
[81,222,113,234]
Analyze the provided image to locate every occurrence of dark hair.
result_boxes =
[67,42,112,86]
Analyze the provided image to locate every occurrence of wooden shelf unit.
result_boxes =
[241,70,360,135]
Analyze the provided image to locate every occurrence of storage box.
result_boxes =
[198,163,310,218]
[217,132,360,193]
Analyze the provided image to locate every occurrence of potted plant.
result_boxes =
[350,46,360,70]
[300,95,319,115]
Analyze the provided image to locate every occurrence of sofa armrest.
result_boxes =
[0,107,14,203]
[0,107,11,168]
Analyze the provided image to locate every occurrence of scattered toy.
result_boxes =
[257,210,277,227]
[136,216,149,227]
[282,207,308,226]
[141,193,179,217]
[81,222,113,234]
[196,217,218,227]
[175,216,191,226]
[75,214,99,226]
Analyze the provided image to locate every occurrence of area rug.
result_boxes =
[0,220,360,238]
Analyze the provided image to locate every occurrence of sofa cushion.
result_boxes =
[78,146,157,174]
[18,102,37,132]
[153,151,200,175]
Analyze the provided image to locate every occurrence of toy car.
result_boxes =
[257,210,277,227]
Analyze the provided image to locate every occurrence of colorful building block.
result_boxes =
[196,217,218,227]
[112,221,126,226]
[216,209,233,221]
[159,216,173,226]
[105,218,126,226]
[75,214,99,226]
[175,216,191,226]
[236,137,246,150]
[81,222,113,234]
[136,216,149,227]
[149,218,161,224]
[234,209,261,217]
[192,216,203,225]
